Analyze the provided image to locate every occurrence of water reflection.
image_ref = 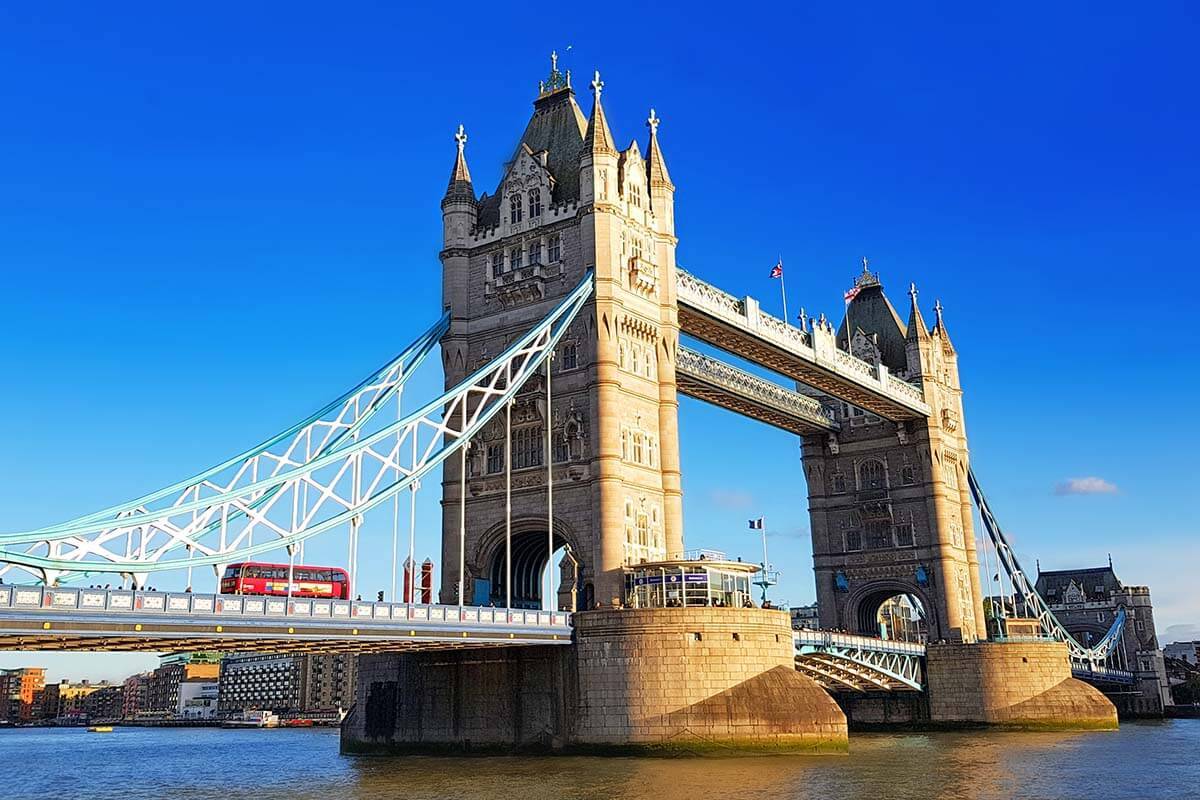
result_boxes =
[1,720,1194,800]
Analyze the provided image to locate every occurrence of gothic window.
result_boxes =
[528,189,542,219]
[547,234,561,262]
[509,194,523,224]
[831,473,846,494]
[631,346,641,375]
[632,433,645,465]
[620,230,626,256]
[561,341,578,370]
[648,436,657,467]
[943,454,960,490]
[618,342,628,371]
[894,523,915,547]
[631,238,643,262]
[865,520,892,550]
[509,245,523,270]
[512,426,543,469]
[630,183,642,208]
[528,239,542,264]
[599,169,609,200]
[552,433,570,464]
[901,464,917,485]
[845,529,863,552]
[492,251,504,275]
[636,512,649,548]
[858,459,887,491]
[620,429,630,461]
[486,444,504,475]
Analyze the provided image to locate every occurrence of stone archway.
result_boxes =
[846,580,933,641]
[474,516,581,611]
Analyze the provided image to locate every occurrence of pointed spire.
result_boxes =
[445,124,473,197]
[932,298,956,351]
[581,70,616,156]
[646,108,673,190]
[905,282,931,343]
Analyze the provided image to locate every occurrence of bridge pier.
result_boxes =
[342,607,847,755]
[924,641,1117,730]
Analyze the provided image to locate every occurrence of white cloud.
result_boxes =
[708,488,755,510]
[1054,477,1118,496]
[1163,623,1200,645]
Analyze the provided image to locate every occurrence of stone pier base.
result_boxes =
[925,641,1118,730]
[342,607,847,755]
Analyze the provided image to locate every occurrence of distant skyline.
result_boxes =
[2,3,1198,681]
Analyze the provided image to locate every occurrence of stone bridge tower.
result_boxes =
[801,264,987,642]
[438,60,684,610]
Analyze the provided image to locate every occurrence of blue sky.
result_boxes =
[1,2,1197,681]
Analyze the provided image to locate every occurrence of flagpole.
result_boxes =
[778,256,789,326]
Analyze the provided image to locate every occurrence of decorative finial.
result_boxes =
[862,256,870,273]
[909,282,918,302]
[934,299,944,326]
[647,108,660,136]
[454,124,467,151]
[541,51,568,94]
[798,307,808,330]
[590,70,604,99]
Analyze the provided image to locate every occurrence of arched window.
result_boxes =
[858,459,887,491]
[632,433,645,464]
[528,188,542,219]
[509,194,523,224]
[621,429,630,461]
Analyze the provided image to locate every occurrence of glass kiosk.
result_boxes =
[623,550,761,609]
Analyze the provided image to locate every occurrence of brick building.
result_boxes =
[147,653,221,713]
[0,667,45,722]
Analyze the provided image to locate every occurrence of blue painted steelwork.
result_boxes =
[0,274,593,582]
[969,468,1127,674]
[794,630,926,691]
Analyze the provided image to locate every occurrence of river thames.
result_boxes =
[1,719,1196,799]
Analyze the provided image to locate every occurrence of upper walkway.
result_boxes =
[675,268,931,420]
[0,584,571,654]
[675,346,839,435]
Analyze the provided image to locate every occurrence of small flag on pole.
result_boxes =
[843,284,861,304]
[748,517,764,530]
[769,260,783,279]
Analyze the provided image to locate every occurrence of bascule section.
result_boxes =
[438,62,684,612]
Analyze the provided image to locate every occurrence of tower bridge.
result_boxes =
[0,59,1130,752]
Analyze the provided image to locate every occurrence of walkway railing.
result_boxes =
[674,268,929,417]
[0,584,572,629]
[676,346,838,433]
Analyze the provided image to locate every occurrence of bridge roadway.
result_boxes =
[0,585,571,654]
[675,267,931,421]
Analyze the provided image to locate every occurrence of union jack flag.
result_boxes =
[843,284,861,304]
[769,261,783,279]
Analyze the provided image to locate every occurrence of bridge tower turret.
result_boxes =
[803,267,986,643]
[437,60,684,611]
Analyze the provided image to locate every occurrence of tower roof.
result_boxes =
[444,124,474,199]
[645,108,673,190]
[932,299,956,352]
[905,283,931,345]
[838,260,909,372]
[510,84,587,204]
[581,71,617,157]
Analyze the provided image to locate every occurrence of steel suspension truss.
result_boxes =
[794,631,926,692]
[0,274,594,589]
[968,468,1127,673]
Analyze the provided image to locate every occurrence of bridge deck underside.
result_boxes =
[0,614,569,654]
[676,348,838,435]
[678,305,928,421]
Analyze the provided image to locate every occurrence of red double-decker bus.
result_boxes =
[219,562,350,600]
